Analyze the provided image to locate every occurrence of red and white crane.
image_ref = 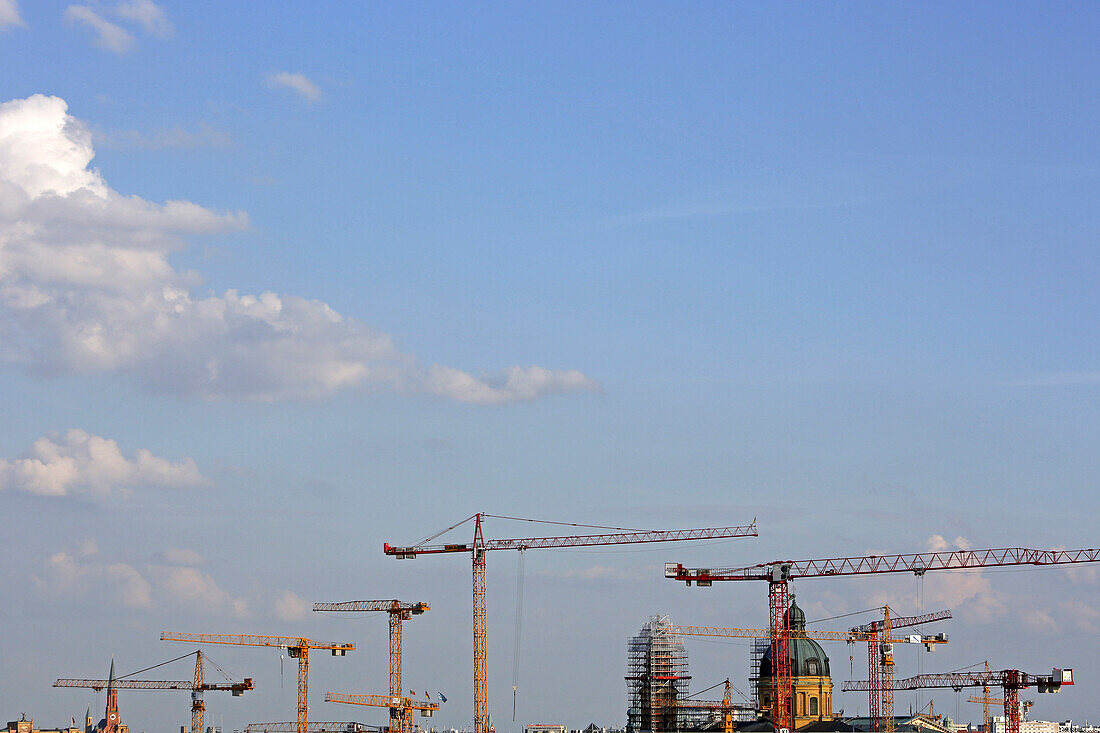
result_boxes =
[385,512,758,733]
[666,546,1100,733]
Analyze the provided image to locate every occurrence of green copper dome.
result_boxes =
[759,600,831,678]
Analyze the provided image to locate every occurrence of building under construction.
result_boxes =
[626,616,691,733]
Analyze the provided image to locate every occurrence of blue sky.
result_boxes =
[2,1,1099,729]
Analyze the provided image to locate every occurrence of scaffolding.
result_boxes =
[747,637,770,712]
[627,616,691,733]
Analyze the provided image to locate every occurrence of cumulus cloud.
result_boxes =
[149,565,249,618]
[64,6,134,54]
[35,542,247,617]
[0,0,24,29]
[0,428,205,497]
[0,95,598,403]
[114,0,171,38]
[37,548,154,609]
[266,72,322,103]
[275,590,309,621]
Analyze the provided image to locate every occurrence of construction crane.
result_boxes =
[313,600,430,733]
[245,724,382,733]
[385,512,758,733]
[55,652,253,733]
[848,607,953,733]
[325,692,439,733]
[670,680,754,733]
[161,632,354,733]
[665,545,1100,733]
[843,668,1073,733]
[669,613,948,728]
[968,694,1035,728]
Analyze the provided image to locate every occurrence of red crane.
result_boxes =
[843,667,1074,733]
[666,546,1100,732]
[385,513,758,733]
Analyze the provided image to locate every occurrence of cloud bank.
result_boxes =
[0,428,205,496]
[0,95,599,403]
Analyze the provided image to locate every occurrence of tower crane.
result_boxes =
[161,632,354,733]
[669,610,948,729]
[843,668,1073,733]
[313,600,430,733]
[385,512,758,733]
[848,607,952,733]
[324,692,439,733]
[670,680,754,733]
[245,723,382,733]
[55,652,253,733]
[666,545,1100,732]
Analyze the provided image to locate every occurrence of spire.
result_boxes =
[108,658,116,686]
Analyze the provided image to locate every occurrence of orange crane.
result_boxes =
[968,696,1034,727]
[55,652,253,733]
[161,632,354,733]
[848,607,952,732]
[666,545,1100,732]
[313,600,430,733]
[843,668,1072,733]
[324,692,439,733]
[384,512,758,733]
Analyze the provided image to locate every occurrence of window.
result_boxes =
[807,659,819,676]
[809,697,818,716]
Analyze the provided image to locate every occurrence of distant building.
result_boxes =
[525,725,566,733]
[4,716,83,733]
[755,601,834,727]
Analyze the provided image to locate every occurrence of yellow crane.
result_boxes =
[313,600,430,733]
[325,692,439,733]
[161,632,354,733]
[385,512,758,733]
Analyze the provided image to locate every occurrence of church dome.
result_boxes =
[759,600,831,678]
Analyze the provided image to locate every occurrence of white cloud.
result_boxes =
[114,0,171,38]
[0,428,206,497]
[35,544,247,617]
[37,551,154,609]
[149,565,249,618]
[0,95,599,403]
[275,590,309,621]
[266,72,322,103]
[64,5,134,54]
[0,0,24,29]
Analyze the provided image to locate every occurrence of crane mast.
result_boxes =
[386,512,758,733]
[666,546,1099,732]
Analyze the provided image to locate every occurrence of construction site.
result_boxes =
[13,514,1100,733]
